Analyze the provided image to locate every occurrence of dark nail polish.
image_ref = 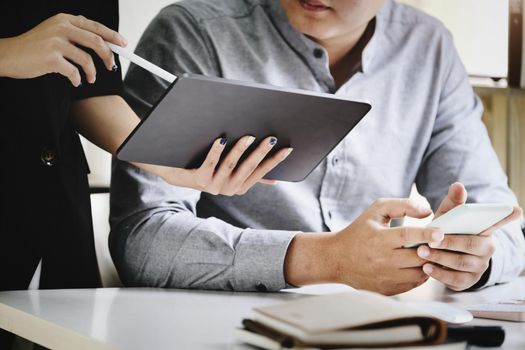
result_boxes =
[220,138,227,145]
[112,64,119,72]
[269,137,277,146]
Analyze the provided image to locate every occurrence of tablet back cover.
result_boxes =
[117,74,371,182]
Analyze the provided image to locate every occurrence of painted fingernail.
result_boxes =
[423,264,434,274]
[432,231,444,242]
[112,64,118,72]
[418,246,430,258]
[245,136,255,146]
[220,138,227,145]
[269,137,277,146]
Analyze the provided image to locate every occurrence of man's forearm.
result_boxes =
[284,232,339,287]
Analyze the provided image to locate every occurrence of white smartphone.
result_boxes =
[404,203,514,248]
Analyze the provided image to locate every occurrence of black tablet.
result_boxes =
[117,74,371,182]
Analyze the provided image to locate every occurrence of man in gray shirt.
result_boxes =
[110,0,525,295]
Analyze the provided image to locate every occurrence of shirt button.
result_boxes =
[255,283,268,292]
[313,48,324,59]
[332,157,339,166]
[40,148,57,167]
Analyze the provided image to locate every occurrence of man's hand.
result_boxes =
[417,182,523,291]
[284,198,444,295]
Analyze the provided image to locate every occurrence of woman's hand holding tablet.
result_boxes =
[145,135,293,196]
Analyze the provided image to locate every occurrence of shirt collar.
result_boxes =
[267,0,391,75]
[362,0,392,73]
[268,0,335,91]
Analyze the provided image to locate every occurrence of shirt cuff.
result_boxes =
[232,228,298,292]
[484,233,506,288]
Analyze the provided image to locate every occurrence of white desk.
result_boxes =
[0,278,524,350]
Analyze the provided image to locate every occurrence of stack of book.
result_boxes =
[235,291,467,350]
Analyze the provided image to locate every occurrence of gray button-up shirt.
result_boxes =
[110,0,525,291]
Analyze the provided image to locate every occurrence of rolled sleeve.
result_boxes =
[111,197,298,291]
[485,234,506,288]
[484,222,525,288]
[110,158,300,292]
[232,228,298,291]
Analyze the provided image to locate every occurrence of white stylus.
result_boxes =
[106,42,177,83]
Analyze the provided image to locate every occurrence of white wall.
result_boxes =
[119,0,179,74]
[398,0,508,79]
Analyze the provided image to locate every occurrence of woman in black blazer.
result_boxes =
[0,1,290,346]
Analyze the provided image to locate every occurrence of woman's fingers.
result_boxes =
[55,57,81,87]
[237,147,293,195]
[193,136,292,196]
[69,15,127,47]
[259,179,278,185]
[3,12,125,82]
[222,136,277,194]
[67,26,115,71]
[210,136,256,191]
[194,138,227,190]
[201,138,227,171]
[62,43,97,83]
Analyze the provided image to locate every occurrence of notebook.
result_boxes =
[237,290,448,349]
[233,328,467,350]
